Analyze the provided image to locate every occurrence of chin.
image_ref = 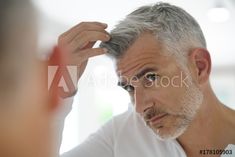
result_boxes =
[151,124,188,141]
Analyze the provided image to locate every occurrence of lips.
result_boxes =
[149,113,168,125]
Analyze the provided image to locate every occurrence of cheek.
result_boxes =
[164,114,187,126]
[157,72,193,110]
[151,84,187,112]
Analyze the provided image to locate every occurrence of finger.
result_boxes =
[67,22,107,36]
[62,21,107,37]
[83,41,96,49]
[76,48,108,62]
[69,31,110,52]
[60,22,108,42]
[70,29,109,43]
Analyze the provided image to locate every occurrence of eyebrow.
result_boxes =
[117,67,158,87]
[135,67,158,79]
[117,81,127,87]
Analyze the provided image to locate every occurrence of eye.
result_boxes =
[145,72,158,82]
[123,85,135,93]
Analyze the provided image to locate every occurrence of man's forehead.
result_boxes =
[115,33,163,64]
[113,32,176,81]
[115,52,177,80]
[115,51,164,77]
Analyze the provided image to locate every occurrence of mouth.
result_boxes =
[147,113,168,126]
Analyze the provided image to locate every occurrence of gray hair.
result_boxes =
[100,2,206,64]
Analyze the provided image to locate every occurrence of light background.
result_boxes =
[32,0,235,154]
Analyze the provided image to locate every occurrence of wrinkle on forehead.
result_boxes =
[117,57,158,76]
[116,33,164,75]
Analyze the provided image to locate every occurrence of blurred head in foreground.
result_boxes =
[0,0,60,156]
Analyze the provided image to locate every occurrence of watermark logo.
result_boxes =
[117,71,190,89]
[48,65,190,98]
[48,65,78,97]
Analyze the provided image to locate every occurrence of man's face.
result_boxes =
[116,33,203,140]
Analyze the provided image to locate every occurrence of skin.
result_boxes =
[115,32,235,157]
[0,12,110,157]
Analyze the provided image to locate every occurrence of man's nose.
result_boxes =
[134,88,153,114]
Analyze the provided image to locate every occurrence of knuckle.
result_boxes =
[78,22,87,29]
[76,55,83,61]
[76,31,109,43]
[76,32,88,42]
[93,32,108,41]
[100,33,110,40]
[79,31,88,37]
[93,21,101,25]
[93,48,103,54]
[58,35,65,45]
[80,53,90,60]
[76,50,86,58]
[90,49,97,54]
[59,32,66,38]
[78,22,85,26]
[93,22,104,27]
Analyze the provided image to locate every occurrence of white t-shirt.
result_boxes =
[60,108,235,157]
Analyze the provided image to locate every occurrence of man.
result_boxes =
[61,2,235,157]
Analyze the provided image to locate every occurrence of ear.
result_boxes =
[189,48,211,85]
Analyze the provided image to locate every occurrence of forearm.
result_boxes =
[53,96,74,157]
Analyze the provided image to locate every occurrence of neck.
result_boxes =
[177,85,235,156]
